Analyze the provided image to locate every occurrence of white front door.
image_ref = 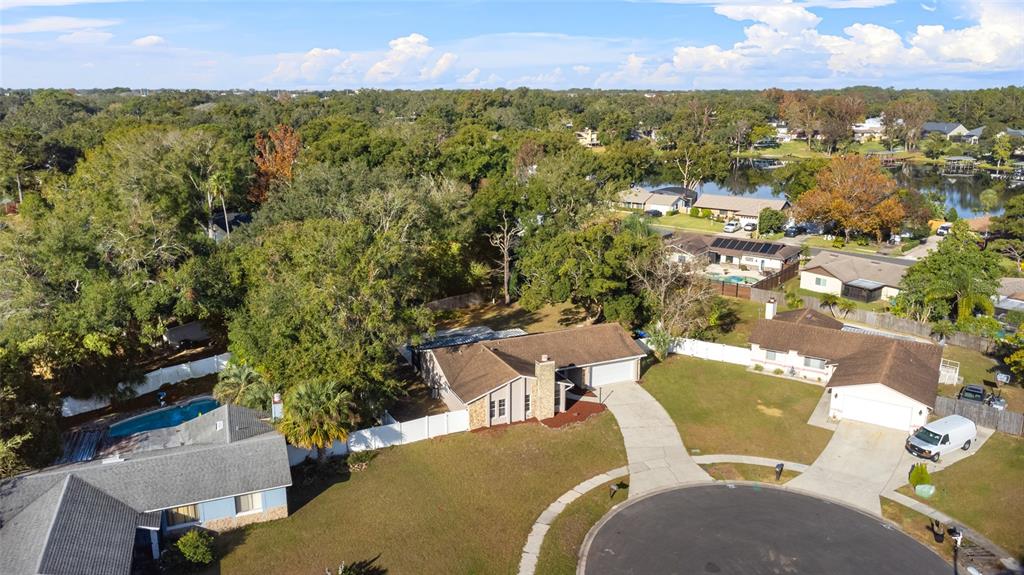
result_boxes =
[590,360,636,387]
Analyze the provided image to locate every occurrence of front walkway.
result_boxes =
[787,420,907,515]
[600,381,710,495]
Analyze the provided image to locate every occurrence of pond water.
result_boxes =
[646,163,1018,219]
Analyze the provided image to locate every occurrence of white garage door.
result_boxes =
[838,394,912,431]
[590,360,636,387]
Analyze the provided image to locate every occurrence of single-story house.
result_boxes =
[650,185,698,208]
[921,122,968,140]
[706,235,801,272]
[211,212,252,242]
[664,231,712,263]
[963,126,985,146]
[852,117,885,143]
[0,405,291,574]
[749,307,940,432]
[420,323,646,429]
[618,188,688,215]
[995,277,1024,316]
[692,194,790,226]
[800,252,908,302]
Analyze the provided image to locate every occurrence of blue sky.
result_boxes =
[1,0,1021,89]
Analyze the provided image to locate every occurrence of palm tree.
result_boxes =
[213,362,263,407]
[819,293,839,317]
[278,381,353,462]
[785,288,804,311]
[837,298,857,319]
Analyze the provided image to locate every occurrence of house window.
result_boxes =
[489,400,496,419]
[815,277,827,287]
[497,398,507,417]
[167,504,199,526]
[804,357,827,370]
[766,350,778,361]
[235,492,262,515]
[525,393,532,416]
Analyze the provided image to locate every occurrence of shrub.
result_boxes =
[831,237,846,248]
[773,368,784,375]
[700,208,712,219]
[1006,310,1024,327]
[900,239,922,253]
[176,529,214,565]
[739,264,749,271]
[689,206,700,217]
[666,209,679,216]
[909,463,932,487]
[753,364,764,372]
[855,236,870,246]
[346,449,376,472]
[956,315,1002,338]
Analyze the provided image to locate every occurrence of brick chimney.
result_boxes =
[534,355,556,421]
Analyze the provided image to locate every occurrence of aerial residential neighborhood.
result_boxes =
[1,1,1023,575]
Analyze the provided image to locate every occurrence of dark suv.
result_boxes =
[784,225,807,237]
[957,384,1007,411]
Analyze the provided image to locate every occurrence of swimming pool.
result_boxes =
[709,274,759,285]
[108,397,219,438]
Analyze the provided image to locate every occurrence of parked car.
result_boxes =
[784,225,807,237]
[936,223,953,236]
[743,222,757,232]
[905,415,977,462]
[723,221,741,233]
[643,209,662,218]
[957,384,1008,411]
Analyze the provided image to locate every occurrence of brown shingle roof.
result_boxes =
[430,323,646,403]
[772,308,845,331]
[692,195,789,217]
[664,231,712,256]
[802,252,908,288]
[749,319,941,406]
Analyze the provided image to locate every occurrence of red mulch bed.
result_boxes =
[540,399,606,429]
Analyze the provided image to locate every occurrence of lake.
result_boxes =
[648,164,1018,219]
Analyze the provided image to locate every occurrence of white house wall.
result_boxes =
[800,271,842,296]
[750,344,833,383]
[880,286,901,301]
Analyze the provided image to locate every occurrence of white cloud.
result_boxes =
[366,33,435,81]
[920,2,937,12]
[1,16,118,34]
[131,35,165,47]
[515,67,564,86]
[421,52,457,80]
[672,44,746,71]
[457,67,481,84]
[264,47,346,83]
[714,4,821,35]
[56,29,112,44]
[572,65,591,74]
[650,0,894,7]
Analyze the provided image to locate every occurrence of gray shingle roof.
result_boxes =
[803,251,908,289]
[922,122,964,134]
[0,405,291,575]
[0,475,139,575]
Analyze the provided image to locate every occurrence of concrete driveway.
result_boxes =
[788,421,907,516]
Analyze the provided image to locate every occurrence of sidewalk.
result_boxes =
[600,381,710,496]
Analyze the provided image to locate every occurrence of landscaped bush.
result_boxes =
[909,463,932,487]
[753,364,764,372]
[956,316,1002,338]
[773,368,784,375]
[176,529,214,565]
[831,237,845,248]
[666,209,679,216]
[689,206,700,217]
[700,208,712,219]
[1006,310,1024,327]
[900,239,922,253]
[346,449,376,472]
[855,236,870,246]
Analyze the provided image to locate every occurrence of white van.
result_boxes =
[905,415,977,462]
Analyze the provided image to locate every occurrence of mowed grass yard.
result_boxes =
[937,345,1024,412]
[214,413,626,575]
[898,433,1024,559]
[644,356,833,464]
[535,479,626,575]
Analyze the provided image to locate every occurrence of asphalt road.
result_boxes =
[582,484,950,575]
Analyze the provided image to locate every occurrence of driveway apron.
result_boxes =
[599,381,710,496]
[788,421,906,516]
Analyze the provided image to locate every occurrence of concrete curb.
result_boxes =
[691,454,810,473]
[516,466,629,575]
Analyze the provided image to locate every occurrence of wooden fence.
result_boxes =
[711,281,752,299]
[711,261,798,300]
[752,261,799,291]
[933,396,1024,436]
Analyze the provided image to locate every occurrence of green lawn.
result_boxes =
[656,213,722,233]
[700,462,800,483]
[802,236,884,255]
[214,414,627,575]
[880,499,953,562]
[897,433,1024,559]
[535,479,626,575]
[435,301,582,334]
[714,297,767,346]
[643,356,833,464]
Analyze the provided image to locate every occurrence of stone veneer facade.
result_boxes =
[534,359,556,421]
[202,504,288,532]
[468,397,488,429]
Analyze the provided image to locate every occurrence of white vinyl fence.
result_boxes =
[639,337,751,366]
[287,409,470,466]
[61,353,232,417]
